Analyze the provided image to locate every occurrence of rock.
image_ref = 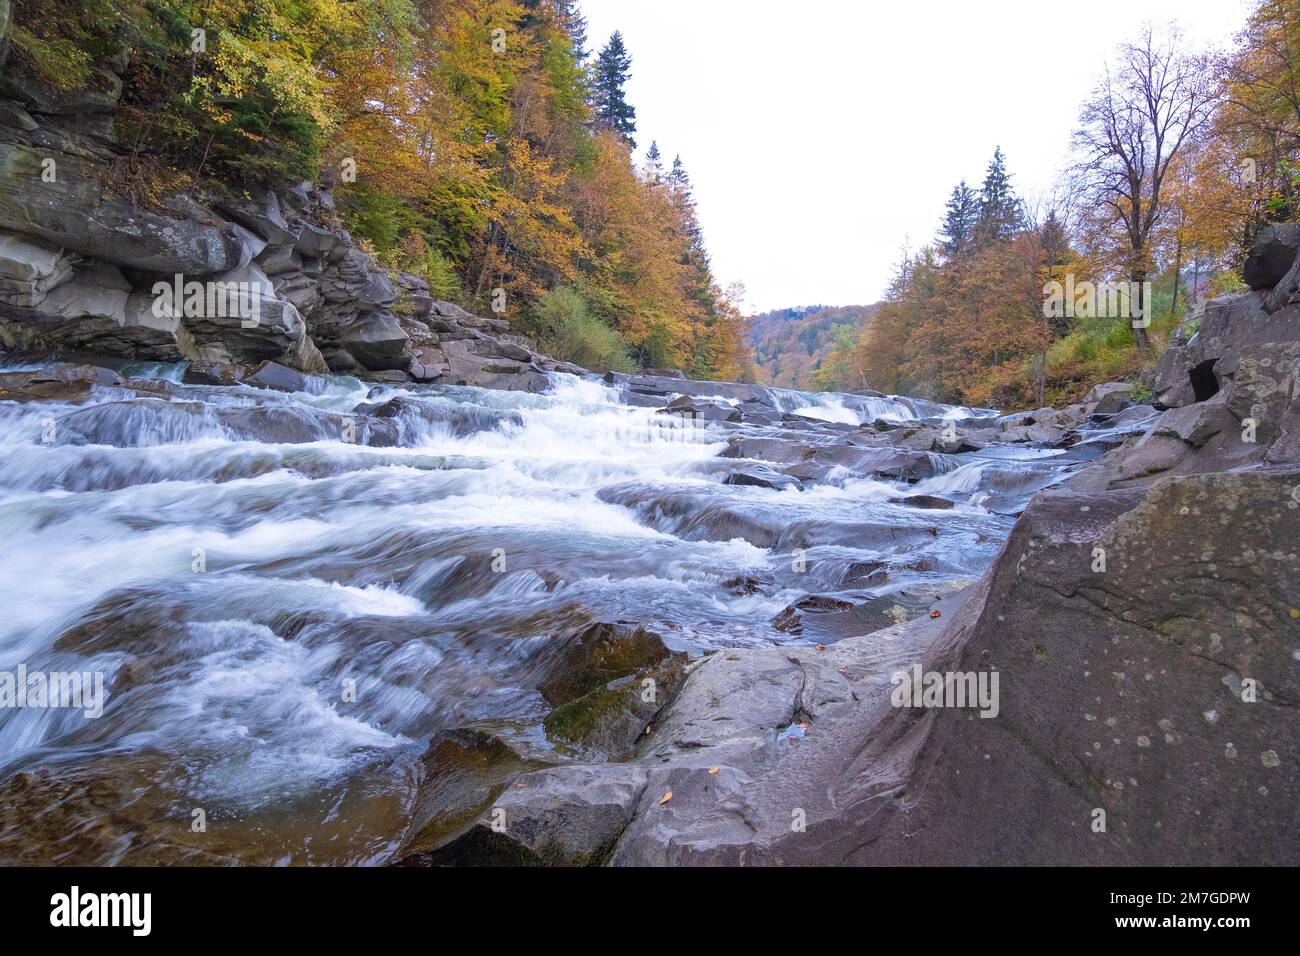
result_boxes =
[422,764,648,866]
[244,360,313,393]
[0,229,74,306]
[660,395,739,422]
[1242,222,1300,289]
[352,395,520,439]
[0,363,122,402]
[723,469,803,491]
[850,473,1300,865]
[0,102,38,132]
[770,595,856,634]
[888,494,954,509]
[537,622,679,708]
[543,648,687,760]
[1084,381,1134,414]
[397,728,543,861]
[0,141,240,275]
[336,312,410,371]
[157,263,326,372]
[181,361,246,387]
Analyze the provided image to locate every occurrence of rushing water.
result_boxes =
[0,366,1077,864]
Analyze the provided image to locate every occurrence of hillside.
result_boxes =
[747,303,878,390]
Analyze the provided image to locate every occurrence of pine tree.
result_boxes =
[974,147,1024,247]
[668,154,689,191]
[554,0,588,61]
[938,180,979,258]
[645,140,663,184]
[593,31,637,148]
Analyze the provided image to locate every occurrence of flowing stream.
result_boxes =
[0,366,1080,864]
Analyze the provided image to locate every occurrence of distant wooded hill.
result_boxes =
[747,304,879,390]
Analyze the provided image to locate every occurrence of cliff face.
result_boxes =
[0,39,575,389]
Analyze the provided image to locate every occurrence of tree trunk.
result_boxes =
[1132,268,1151,350]
[1169,234,1183,321]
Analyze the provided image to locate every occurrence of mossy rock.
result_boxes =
[543,656,687,760]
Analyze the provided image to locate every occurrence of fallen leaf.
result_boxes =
[707,767,720,775]
[930,610,942,619]
[816,643,826,652]
[659,790,673,805]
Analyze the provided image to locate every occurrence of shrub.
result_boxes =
[534,286,634,372]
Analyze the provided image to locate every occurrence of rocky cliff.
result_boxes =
[0,39,576,389]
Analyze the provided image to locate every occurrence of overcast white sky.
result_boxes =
[581,0,1255,313]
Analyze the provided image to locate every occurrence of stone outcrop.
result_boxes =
[0,56,571,387]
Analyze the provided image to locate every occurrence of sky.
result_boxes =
[581,0,1256,313]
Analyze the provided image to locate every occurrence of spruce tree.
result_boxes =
[938,180,979,258]
[974,147,1024,246]
[645,140,663,184]
[593,31,637,147]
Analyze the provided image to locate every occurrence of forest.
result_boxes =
[815,0,1300,408]
[4,0,754,379]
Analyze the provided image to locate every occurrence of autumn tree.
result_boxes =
[1070,25,1217,348]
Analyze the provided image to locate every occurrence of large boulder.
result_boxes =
[1242,222,1300,290]
[848,472,1300,866]
[0,141,240,275]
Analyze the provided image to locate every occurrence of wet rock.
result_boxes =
[543,648,687,760]
[181,361,246,386]
[888,494,954,509]
[397,728,543,860]
[537,621,680,708]
[244,360,313,393]
[353,395,520,438]
[770,595,856,634]
[421,764,648,866]
[0,362,122,402]
[723,468,803,491]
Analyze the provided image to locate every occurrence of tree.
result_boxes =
[974,147,1024,247]
[593,30,636,147]
[1071,25,1216,347]
[1217,0,1300,230]
[938,180,979,258]
[644,140,663,184]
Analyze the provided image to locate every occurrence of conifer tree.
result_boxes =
[974,147,1024,246]
[645,140,663,184]
[593,31,637,147]
[938,181,979,258]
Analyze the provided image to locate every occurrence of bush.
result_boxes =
[534,287,635,373]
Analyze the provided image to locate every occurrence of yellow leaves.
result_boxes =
[658,791,673,805]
